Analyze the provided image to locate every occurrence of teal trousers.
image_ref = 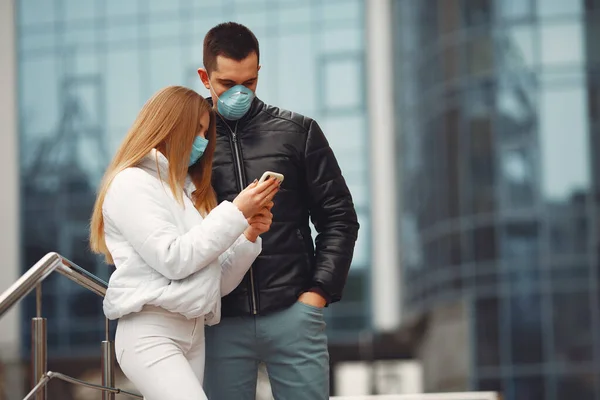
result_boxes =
[203,301,330,400]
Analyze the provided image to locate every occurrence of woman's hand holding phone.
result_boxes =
[233,178,280,219]
[243,202,274,243]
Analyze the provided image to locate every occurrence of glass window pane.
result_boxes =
[540,22,584,66]
[468,116,495,214]
[234,0,267,5]
[148,18,182,42]
[64,0,96,20]
[148,46,185,93]
[64,27,97,47]
[510,293,544,364]
[347,184,368,210]
[321,0,361,23]
[497,0,533,20]
[19,0,57,26]
[253,36,276,104]
[588,0,600,11]
[463,0,493,26]
[442,40,461,83]
[499,147,537,209]
[466,34,494,77]
[337,272,367,303]
[276,33,315,113]
[401,215,424,270]
[547,202,589,256]
[443,107,461,218]
[539,84,590,201]
[511,376,545,400]
[475,298,501,367]
[106,0,138,17]
[106,50,142,132]
[552,291,593,364]
[234,12,268,32]
[590,78,600,123]
[502,222,539,262]
[500,24,537,68]
[336,152,367,185]
[473,226,497,262]
[322,57,362,111]
[538,0,583,18]
[474,263,500,292]
[192,10,225,41]
[67,79,103,130]
[20,31,57,53]
[20,57,60,136]
[550,264,590,286]
[556,374,596,400]
[421,116,442,227]
[351,213,370,268]
[147,0,181,15]
[320,27,364,52]
[279,5,312,26]
[106,22,139,45]
[321,115,365,155]
[496,74,537,141]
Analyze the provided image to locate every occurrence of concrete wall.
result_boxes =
[0,0,24,397]
[366,0,402,332]
[417,301,471,392]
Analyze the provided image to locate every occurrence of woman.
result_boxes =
[89,86,279,399]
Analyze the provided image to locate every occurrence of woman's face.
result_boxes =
[197,110,210,139]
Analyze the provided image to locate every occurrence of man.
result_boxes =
[198,22,359,400]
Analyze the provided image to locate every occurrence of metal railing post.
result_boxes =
[0,253,146,399]
[101,317,115,400]
[31,284,47,400]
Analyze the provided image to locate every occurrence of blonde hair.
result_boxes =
[90,85,217,264]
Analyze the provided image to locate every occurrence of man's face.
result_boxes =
[198,53,260,100]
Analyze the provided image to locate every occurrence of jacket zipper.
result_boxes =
[230,128,259,315]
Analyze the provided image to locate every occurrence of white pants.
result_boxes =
[115,306,207,400]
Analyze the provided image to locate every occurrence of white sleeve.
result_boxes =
[218,235,262,296]
[103,169,249,280]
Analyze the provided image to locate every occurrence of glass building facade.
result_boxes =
[16,0,370,358]
[395,0,600,399]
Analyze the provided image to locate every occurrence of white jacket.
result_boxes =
[102,149,261,324]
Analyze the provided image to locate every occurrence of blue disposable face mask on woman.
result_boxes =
[212,84,255,121]
[189,136,209,166]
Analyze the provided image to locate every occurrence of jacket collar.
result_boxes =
[139,149,196,197]
[140,148,169,175]
[207,97,264,134]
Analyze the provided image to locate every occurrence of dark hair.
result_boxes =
[203,22,260,73]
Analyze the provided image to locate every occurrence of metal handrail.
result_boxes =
[24,371,142,400]
[0,252,143,399]
[0,252,107,318]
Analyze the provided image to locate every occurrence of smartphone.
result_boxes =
[258,171,284,184]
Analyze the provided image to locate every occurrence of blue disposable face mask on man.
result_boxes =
[189,136,209,166]
[212,84,255,121]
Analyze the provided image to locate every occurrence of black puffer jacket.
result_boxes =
[211,98,360,317]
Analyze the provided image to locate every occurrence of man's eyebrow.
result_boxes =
[217,77,257,84]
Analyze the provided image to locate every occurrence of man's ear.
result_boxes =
[258,64,262,72]
[198,68,210,90]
